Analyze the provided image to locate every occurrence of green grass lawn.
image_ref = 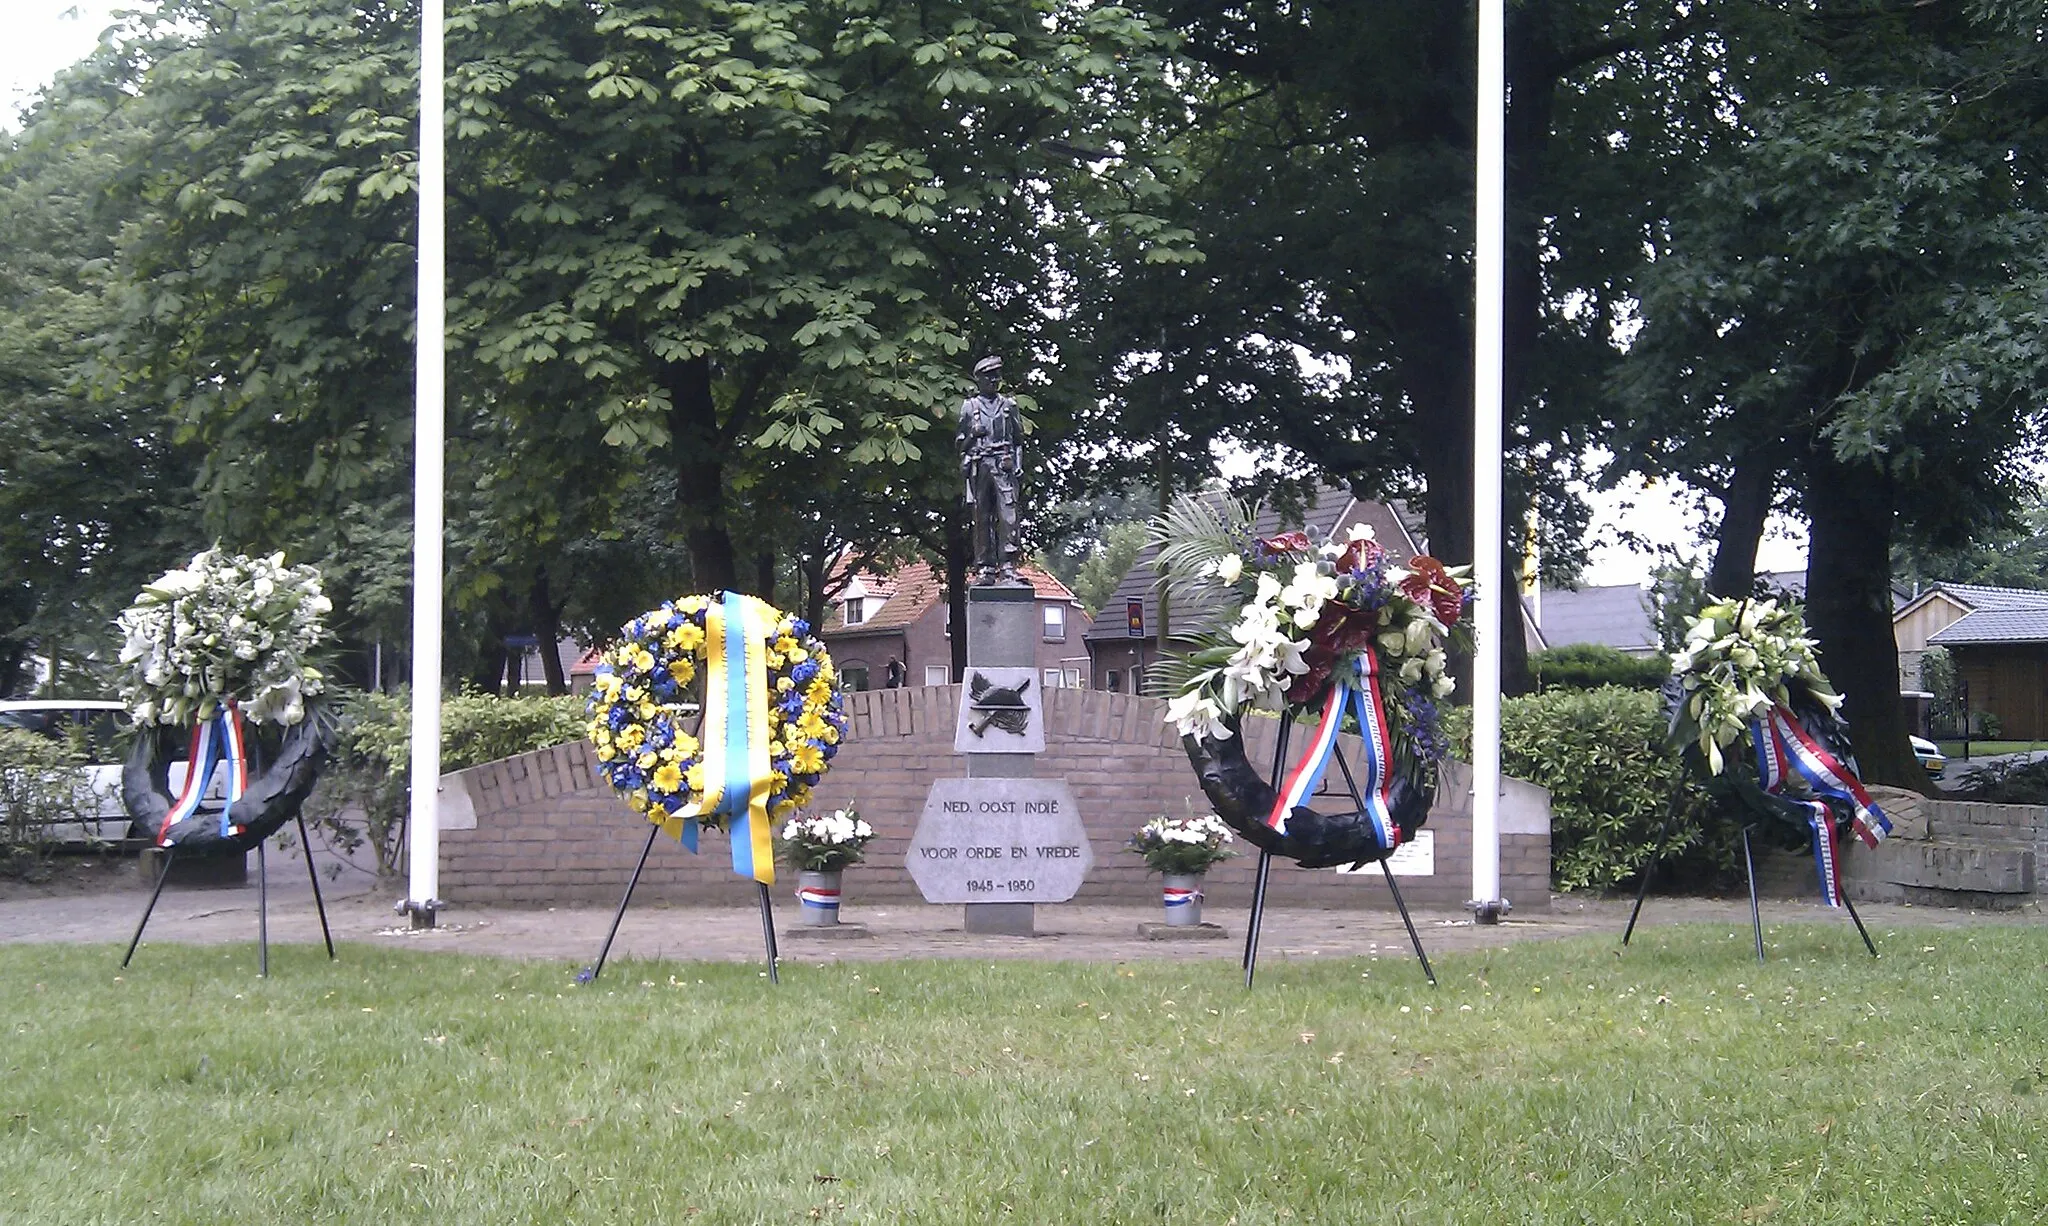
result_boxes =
[4,927,2046,1224]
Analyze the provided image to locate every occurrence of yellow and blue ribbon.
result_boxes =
[680,591,778,886]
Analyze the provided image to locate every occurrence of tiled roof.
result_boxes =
[1923,584,2048,645]
[1082,486,1422,641]
[1933,582,2048,612]
[1928,610,2048,645]
[820,557,1078,637]
[1528,585,1657,654]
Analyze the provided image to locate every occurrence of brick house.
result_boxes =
[1082,486,1425,694]
[818,558,1090,693]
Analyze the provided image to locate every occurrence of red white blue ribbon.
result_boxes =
[1751,702,1889,906]
[1163,883,1202,910]
[158,702,249,846]
[796,883,841,914]
[1267,651,1401,853]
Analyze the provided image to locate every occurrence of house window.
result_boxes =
[843,598,866,626]
[1106,669,1121,692]
[1043,668,1063,690]
[1064,668,1082,688]
[840,665,869,692]
[925,664,949,686]
[1042,605,1066,642]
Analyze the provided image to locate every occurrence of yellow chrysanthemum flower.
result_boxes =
[649,802,671,822]
[631,647,655,672]
[791,743,825,774]
[795,712,828,740]
[653,762,684,792]
[685,764,706,794]
[668,659,695,684]
[789,784,813,809]
[671,623,705,652]
[671,733,701,760]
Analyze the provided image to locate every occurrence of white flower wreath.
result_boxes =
[116,548,331,728]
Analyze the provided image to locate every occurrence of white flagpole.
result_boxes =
[406,0,446,928]
[1470,0,1508,923]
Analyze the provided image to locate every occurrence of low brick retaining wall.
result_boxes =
[435,686,1552,913]
[1844,786,2045,910]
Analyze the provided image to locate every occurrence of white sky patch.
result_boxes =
[1,1,124,129]
[1580,471,1806,587]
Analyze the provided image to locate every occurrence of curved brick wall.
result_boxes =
[439,685,1551,912]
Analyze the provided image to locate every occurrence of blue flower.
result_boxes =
[607,705,628,731]
[616,764,645,790]
[792,659,820,685]
[790,618,811,638]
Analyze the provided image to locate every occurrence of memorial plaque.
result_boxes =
[1334,829,1435,877]
[908,778,1092,903]
[951,666,1045,755]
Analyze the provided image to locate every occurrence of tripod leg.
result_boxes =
[122,847,176,968]
[257,838,270,979]
[1381,859,1437,986]
[1239,714,1297,989]
[1841,891,1879,958]
[1741,825,1765,963]
[580,823,660,985]
[757,882,780,985]
[1242,848,1273,988]
[296,813,336,960]
[1622,811,1681,947]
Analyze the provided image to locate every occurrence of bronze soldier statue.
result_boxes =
[958,355,1023,584]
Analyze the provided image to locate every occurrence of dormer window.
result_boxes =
[843,598,866,626]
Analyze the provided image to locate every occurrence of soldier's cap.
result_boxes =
[973,356,1002,376]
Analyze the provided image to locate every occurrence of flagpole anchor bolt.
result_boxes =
[396,897,445,930]
[1465,899,1510,926]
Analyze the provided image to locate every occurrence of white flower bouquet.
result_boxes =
[116,548,331,728]
[1128,812,1237,875]
[1151,495,1472,764]
[1670,596,1841,775]
[778,806,875,872]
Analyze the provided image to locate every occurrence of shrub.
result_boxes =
[308,688,587,876]
[1448,686,1736,892]
[0,728,104,881]
[1529,643,1672,692]
[1955,757,2048,806]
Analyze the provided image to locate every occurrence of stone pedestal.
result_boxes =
[964,585,1038,936]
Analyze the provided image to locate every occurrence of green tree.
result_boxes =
[0,60,205,696]
[1616,1,2048,786]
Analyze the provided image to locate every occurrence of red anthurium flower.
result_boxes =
[1286,601,1382,706]
[1399,556,1464,627]
[1258,530,1313,556]
[1335,536,1386,574]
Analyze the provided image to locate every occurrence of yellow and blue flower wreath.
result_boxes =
[586,595,844,841]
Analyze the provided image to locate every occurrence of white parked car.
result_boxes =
[0,699,139,844]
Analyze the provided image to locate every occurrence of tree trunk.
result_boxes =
[1708,455,1776,598]
[946,504,970,683]
[469,622,507,694]
[754,551,776,602]
[529,567,567,695]
[1803,447,1922,790]
[801,551,830,634]
[666,356,738,593]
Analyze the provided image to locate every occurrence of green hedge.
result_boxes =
[1529,643,1672,692]
[1450,686,1736,892]
[309,688,587,876]
[0,728,105,880]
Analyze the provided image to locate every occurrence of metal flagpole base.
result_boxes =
[580,823,660,985]
[296,813,337,959]
[395,899,441,929]
[123,846,176,968]
[1465,898,1510,925]
[757,882,780,984]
